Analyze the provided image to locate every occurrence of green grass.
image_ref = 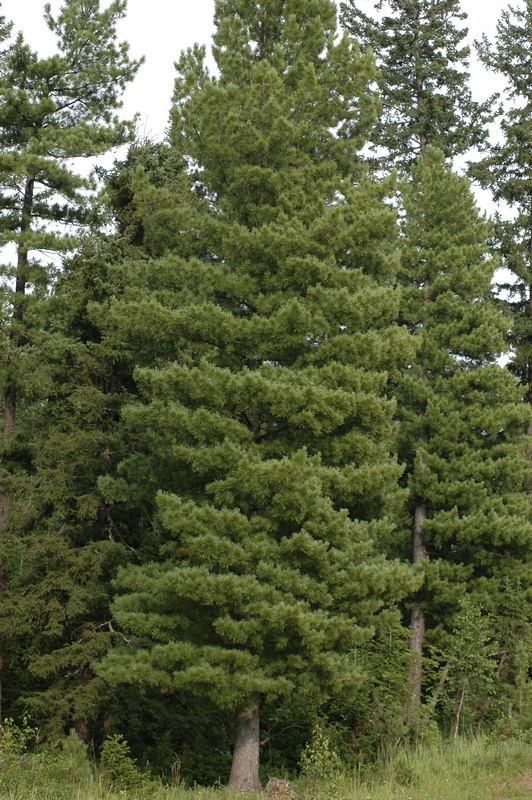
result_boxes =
[310,735,532,800]
[0,736,529,799]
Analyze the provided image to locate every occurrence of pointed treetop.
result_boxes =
[340,0,493,168]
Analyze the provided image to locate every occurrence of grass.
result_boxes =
[0,735,529,799]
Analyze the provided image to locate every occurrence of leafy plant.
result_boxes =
[100,733,151,790]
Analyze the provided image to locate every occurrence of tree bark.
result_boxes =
[413,6,428,157]
[408,501,428,714]
[74,718,90,743]
[228,695,262,794]
[521,273,532,490]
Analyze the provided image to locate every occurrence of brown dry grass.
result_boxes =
[495,771,532,799]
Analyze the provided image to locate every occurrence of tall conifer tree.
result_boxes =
[339,0,491,168]
[0,143,202,740]
[0,0,142,517]
[397,147,532,712]
[472,0,532,417]
[0,0,141,725]
[98,0,415,789]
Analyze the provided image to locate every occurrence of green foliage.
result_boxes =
[0,0,528,781]
[104,140,200,257]
[339,0,492,168]
[0,721,94,796]
[100,734,151,790]
[0,0,143,321]
[0,0,143,735]
[491,578,532,730]
[0,733,527,799]
[355,622,417,760]
[56,730,94,785]
[396,147,532,650]
[299,723,344,781]
[0,716,38,755]
[96,0,417,785]
[471,0,532,398]
[439,597,499,736]
[103,685,234,786]
[297,722,347,799]
[0,243,145,734]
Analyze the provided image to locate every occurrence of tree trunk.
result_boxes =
[414,10,428,157]
[228,695,262,794]
[408,270,431,718]
[408,501,428,715]
[522,281,532,489]
[74,718,90,743]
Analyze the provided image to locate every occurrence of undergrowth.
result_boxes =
[0,723,529,799]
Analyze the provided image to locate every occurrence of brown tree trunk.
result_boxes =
[408,501,428,715]
[526,280,532,458]
[407,268,431,719]
[74,718,90,743]
[228,695,262,794]
[413,5,428,158]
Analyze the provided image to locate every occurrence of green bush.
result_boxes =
[100,733,152,790]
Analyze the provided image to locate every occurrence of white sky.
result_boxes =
[1,0,509,143]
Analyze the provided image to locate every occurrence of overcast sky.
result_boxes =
[1,0,510,143]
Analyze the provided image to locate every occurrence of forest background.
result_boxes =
[0,0,530,794]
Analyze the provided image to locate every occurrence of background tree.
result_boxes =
[339,0,492,169]
[439,597,498,737]
[471,0,532,419]
[0,0,142,727]
[0,6,11,50]
[0,0,142,507]
[97,0,416,790]
[396,146,532,716]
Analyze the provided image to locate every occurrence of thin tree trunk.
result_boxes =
[74,718,90,743]
[523,276,532,493]
[407,262,431,720]
[228,694,262,794]
[453,682,467,739]
[414,6,428,157]
[408,501,428,715]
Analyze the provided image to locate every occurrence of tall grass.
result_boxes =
[298,735,532,800]
[0,735,529,799]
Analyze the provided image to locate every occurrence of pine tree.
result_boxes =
[0,7,11,49]
[0,0,142,515]
[0,240,144,739]
[97,0,416,789]
[0,0,141,723]
[339,0,491,168]
[471,0,532,415]
[396,147,532,714]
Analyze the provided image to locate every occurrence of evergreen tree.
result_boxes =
[0,7,11,49]
[339,0,491,168]
[0,0,141,723]
[0,141,220,741]
[493,578,532,728]
[439,597,498,737]
[97,0,416,790]
[0,0,142,516]
[0,234,137,737]
[472,0,532,415]
[396,147,532,714]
